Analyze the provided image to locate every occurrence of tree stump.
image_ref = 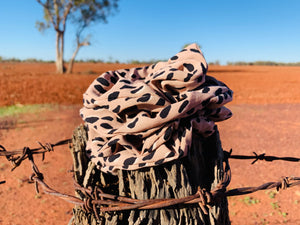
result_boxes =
[70,124,230,225]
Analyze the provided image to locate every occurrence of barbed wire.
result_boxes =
[0,139,300,215]
[0,139,71,170]
[224,149,300,164]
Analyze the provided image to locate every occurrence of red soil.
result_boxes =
[1,63,300,224]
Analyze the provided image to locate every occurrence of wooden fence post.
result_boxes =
[70,124,230,225]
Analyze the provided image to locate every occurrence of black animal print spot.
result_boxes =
[181,94,187,99]
[123,157,137,166]
[137,93,151,102]
[119,79,131,84]
[183,63,194,72]
[164,126,173,141]
[142,151,155,160]
[216,96,223,104]
[101,116,113,121]
[108,166,114,171]
[201,62,207,74]
[184,73,193,82]
[97,77,110,86]
[171,55,178,60]
[93,137,104,142]
[163,92,176,103]
[166,72,174,80]
[108,91,120,101]
[202,87,210,93]
[215,88,223,96]
[119,72,126,77]
[147,146,153,152]
[100,123,113,129]
[131,86,143,94]
[128,118,139,129]
[160,105,171,119]
[120,85,135,89]
[110,76,117,84]
[108,138,119,146]
[94,85,106,94]
[153,71,165,79]
[108,153,121,162]
[108,129,117,134]
[139,163,146,167]
[190,48,201,53]
[154,158,165,165]
[116,117,123,123]
[94,105,109,110]
[224,93,228,100]
[156,98,165,106]
[85,117,99,123]
[166,151,175,158]
[178,100,189,113]
[112,105,121,113]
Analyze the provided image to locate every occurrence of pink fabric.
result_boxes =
[80,44,233,174]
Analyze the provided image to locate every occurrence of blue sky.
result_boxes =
[0,0,300,64]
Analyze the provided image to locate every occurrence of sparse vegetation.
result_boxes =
[239,196,260,205]
[1,56,300,66]
[265,190,277,199]
[0,104,56,118]
[227,61,300,66]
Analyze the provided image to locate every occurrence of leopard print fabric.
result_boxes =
[80,43,233,174]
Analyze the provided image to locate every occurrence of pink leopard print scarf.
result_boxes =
[80,44,233,174]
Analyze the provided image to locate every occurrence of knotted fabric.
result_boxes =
[80,44,233,174]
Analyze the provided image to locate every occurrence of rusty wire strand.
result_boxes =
[224,149,300,164]
[0,139,71,170]
[1,140,300,215]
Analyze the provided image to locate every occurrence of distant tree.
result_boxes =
[36,0,118,74]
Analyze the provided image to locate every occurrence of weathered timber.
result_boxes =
[70,124,230,225]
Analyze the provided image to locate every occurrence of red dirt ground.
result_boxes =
[1,63,300,224]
